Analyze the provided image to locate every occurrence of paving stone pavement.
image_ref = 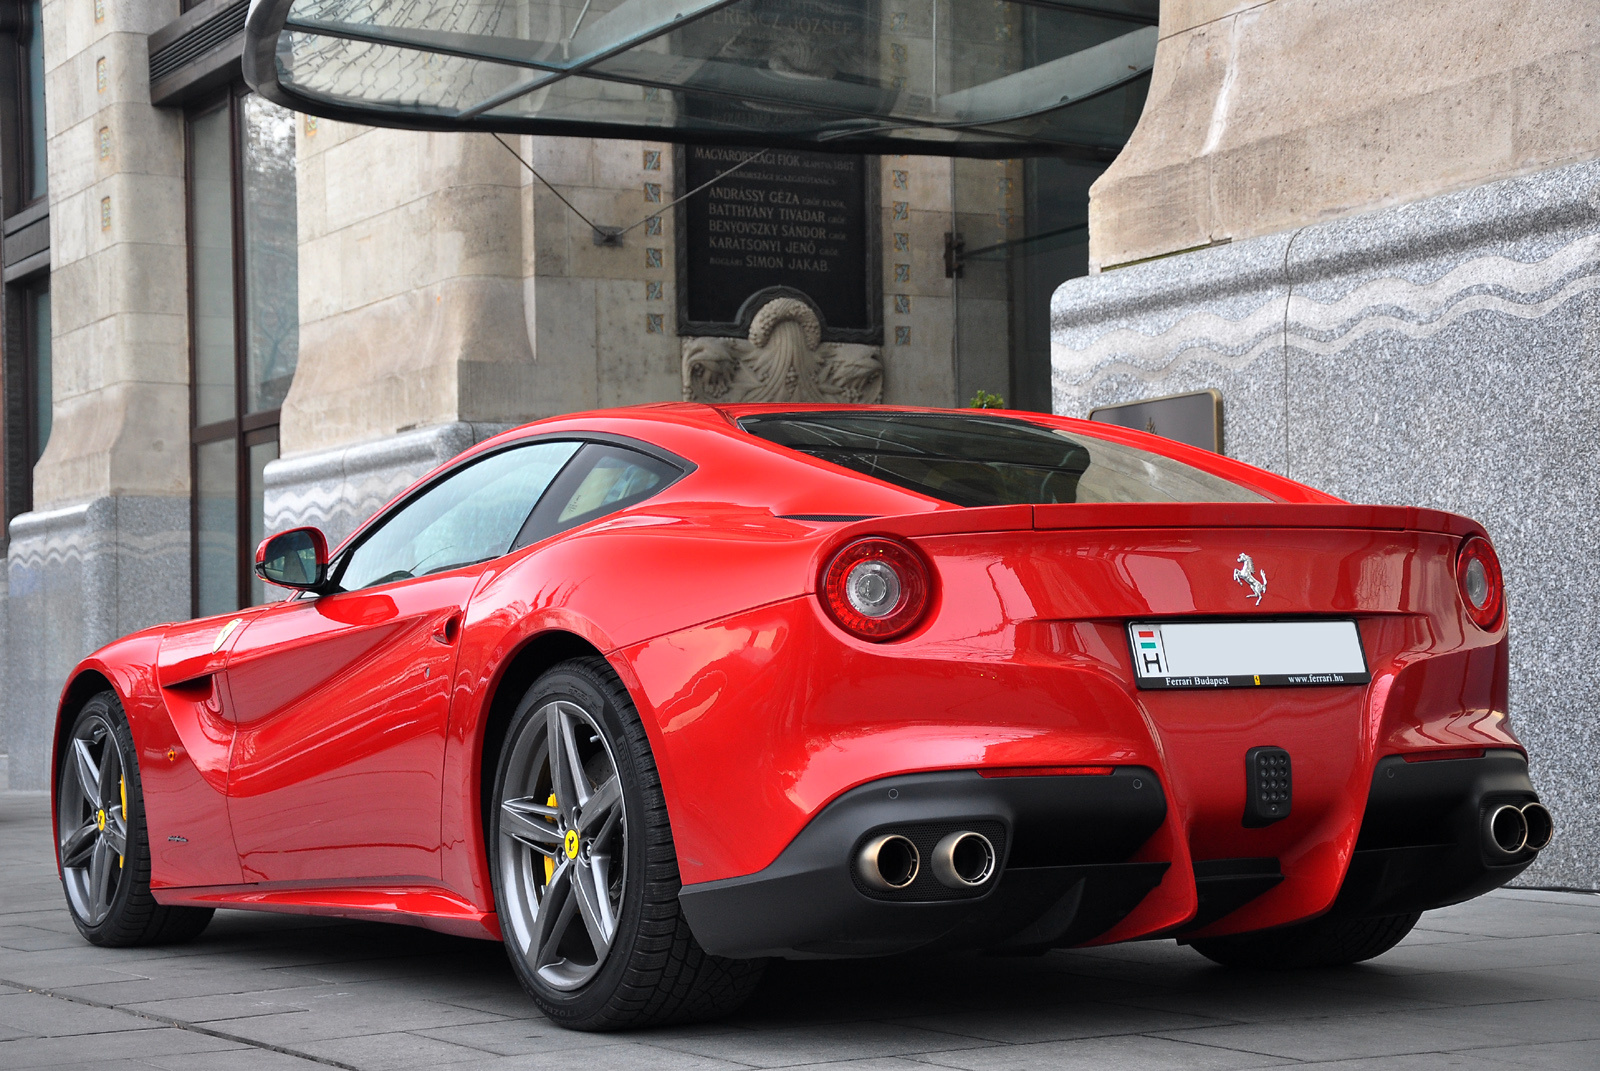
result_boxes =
[2,792,1596,1071]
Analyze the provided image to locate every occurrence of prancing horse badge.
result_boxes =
[1233,554,1267,605]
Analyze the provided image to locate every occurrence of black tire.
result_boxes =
[1188,910,1421,969]
[56,691,215,947]
[489,657,764,1030]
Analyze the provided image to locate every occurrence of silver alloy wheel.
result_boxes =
[58,713,129,927]
[498,699,628,991]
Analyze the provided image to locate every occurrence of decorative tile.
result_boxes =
[100,197,111,231]
[644,86,661,101]
[889,12,907,31]
[95,57,107,93]
[890,43,907,64]
[891,75,908,90]
[645,248,663,269]
[892,201,909,221]
[895,326,911,346]
[94,0,105,23]
[645,216,662,236]
[894,294,911,314]
[644,183,662,202]
[646,313,664,334]
[893,170,909,190]
[304,115,318,137]
[997,176,1014,194]
[98,127,111,160]
[646,281,663,301]
[894,263,911,283]
[643,149,661,170]
[893,232,910,252]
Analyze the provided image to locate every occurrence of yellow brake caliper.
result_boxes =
[118,776,127,868]
[543,794,557,885]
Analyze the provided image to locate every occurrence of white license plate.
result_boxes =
[1128,620,1370,689]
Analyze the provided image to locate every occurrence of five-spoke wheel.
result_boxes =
[56,692,214,946]
[58,708,131,926]
[497,698,628,990]
[489,658,764,1029]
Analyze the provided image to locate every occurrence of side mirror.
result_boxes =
[254,527,330,591]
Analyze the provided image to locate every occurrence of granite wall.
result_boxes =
[1052,157,1600,889]
[2,496,189,790]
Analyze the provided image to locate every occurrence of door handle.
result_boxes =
[433,612,463,645]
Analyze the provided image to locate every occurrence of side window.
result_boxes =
[513,444,681,550]
[337,441,581,591]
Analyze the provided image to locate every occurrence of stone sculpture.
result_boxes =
[681,297,884,404]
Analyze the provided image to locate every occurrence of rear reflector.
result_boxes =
[1401,748,1487,763]
[978,765,1115,778]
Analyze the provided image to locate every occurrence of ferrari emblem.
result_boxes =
[564,829,580,859]
[97,809,107,831]
[1233,554,1267,605]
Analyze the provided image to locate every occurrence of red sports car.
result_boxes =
[52,404,1551,1029]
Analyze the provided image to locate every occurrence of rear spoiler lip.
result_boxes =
[821,503,1487,542]
[1030,502,1484,538]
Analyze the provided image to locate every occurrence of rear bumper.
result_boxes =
[1335,749,1539,917]
[679,751,1546,959]
[677,768,1168,958]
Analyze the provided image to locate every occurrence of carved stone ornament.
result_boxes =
[681,298,883,404]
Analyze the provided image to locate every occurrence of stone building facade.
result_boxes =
[1053,0,1600,887]
[2,0,1593,893]
[0,0,1095,790]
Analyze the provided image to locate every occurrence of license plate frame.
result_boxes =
[1127,619,1371,690]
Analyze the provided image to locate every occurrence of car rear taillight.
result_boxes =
[820,537,931,641]
[1455,535,1504,630]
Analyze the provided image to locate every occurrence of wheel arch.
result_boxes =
[52,669,118,790]
[477,629,612,845]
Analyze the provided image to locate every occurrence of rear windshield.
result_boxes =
[739,412,1267,507]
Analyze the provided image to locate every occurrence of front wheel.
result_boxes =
[56,691,214,946]
[489,658,764,1030]
[1188,910,1421,969]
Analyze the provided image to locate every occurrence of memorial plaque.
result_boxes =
[678,144,880,343]
[1089,390,1224,453]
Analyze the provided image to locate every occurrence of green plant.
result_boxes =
[968,390,1006,409]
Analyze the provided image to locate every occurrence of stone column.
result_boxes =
[4,0,190,789]
[267,123,530,544]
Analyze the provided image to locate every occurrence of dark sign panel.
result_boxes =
[678,144,879,342]
[1089,389,1223,453]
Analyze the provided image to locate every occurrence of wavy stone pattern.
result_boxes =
[1051,157,1600,889]
[2,497,190,790]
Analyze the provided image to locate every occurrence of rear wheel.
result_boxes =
[56,691,215,946]
[489,657,764,1030]
[1188,910,1421,969]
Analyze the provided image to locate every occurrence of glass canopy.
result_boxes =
[243,0,1157,157]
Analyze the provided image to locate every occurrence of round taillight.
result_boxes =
[1455,535,1504,630]
[821,538,931,641]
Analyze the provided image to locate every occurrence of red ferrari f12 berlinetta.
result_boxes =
[51,405,1551,1029]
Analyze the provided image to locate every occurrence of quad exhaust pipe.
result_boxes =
[857,830,997,891]
[857,834,920,890]
[931,831,996,888]
[1484,801,1555,857]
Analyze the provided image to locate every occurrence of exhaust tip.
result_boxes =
[1486,803,1529,856]
[857,834,920,890]
[931,831,996,889]
[1521,802,1555,852]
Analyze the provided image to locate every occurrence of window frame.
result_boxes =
[13,0,46,209]
[185,84,289,615]
[324,433,693,594]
